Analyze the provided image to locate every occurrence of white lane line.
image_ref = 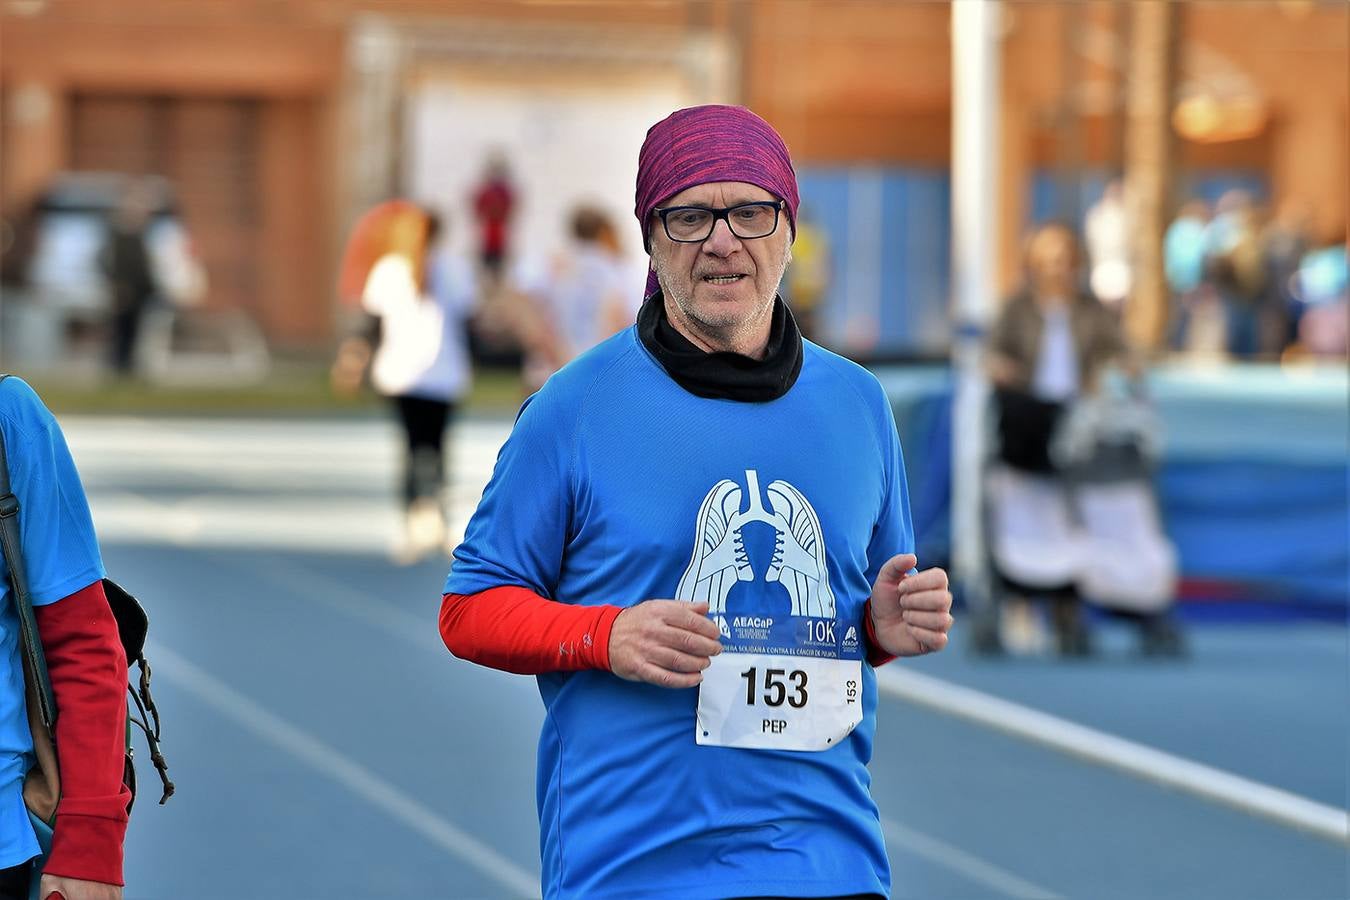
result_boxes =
[149,642,541,899]
[881,816,1060,899]
[876,666,1350,845]
[244,554,441,651]
[240,555,546,710]
[91,493,403,555]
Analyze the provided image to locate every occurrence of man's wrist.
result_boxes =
[590,605,623,671]
[862,599,898,668]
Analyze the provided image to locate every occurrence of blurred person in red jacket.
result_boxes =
[0,376,129,900]
[472,153,516,289]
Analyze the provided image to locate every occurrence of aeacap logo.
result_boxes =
[843,626,859,649]
[733,616,774,629]
[713,615,732,639]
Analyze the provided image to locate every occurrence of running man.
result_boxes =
[439,104,952,900]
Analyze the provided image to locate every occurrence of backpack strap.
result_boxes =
[0,374,59,732]
[104,578,175,804]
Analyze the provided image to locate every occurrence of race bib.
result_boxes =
[697,649,862,751]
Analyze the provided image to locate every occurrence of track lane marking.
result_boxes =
[876,666,1348,844]
[149,643,541,899]
[880,816,1060,899]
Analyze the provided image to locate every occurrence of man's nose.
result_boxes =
[702,217,742,255]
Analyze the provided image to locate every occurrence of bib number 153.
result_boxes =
[740,666,809,708]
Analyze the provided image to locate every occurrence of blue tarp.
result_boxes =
[874,364,1349,610]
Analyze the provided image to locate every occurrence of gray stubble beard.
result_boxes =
[651,243,791,354]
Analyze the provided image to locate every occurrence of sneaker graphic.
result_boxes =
[765,479,836,618]
[675,479,754,612]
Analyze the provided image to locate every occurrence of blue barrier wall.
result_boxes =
[795,167,951,358]
[874,364,1349,613]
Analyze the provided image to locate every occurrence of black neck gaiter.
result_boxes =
[636,290,804,402]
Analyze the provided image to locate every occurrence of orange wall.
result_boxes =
[743,0,952,164]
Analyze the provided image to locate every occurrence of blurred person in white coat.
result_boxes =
[333,208,476,562]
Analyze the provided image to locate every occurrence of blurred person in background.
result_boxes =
[1203,189,1267,359]
[0,200,39,291]
[439,104,952,900]
[0,201,42,363]
[332,207,475,563]
[99,178,161,377]
[0,376,130,900]
[471,152,516,291]
[1164,198,1212,353]
[1290,223,1348,360]
[1084,178,1132,315]
[466,153,529,376]
[782,206,831,342]
[514,205,638,390]
[988,224,1130,475]
[1260,199,1312,356]
[988,223,1133,655]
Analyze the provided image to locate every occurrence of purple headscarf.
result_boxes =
[635,105,799,296]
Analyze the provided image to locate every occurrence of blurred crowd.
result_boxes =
[0,175,209,377]
[1168,191,1346,361]
[1085,181,1347,362]
[331,155,647,562]
[978,181,1346,657]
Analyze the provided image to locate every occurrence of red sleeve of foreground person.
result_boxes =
[33,580,131,886]
[440,587,898,672]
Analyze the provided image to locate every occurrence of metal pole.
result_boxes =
[951,0,1002,652]
[1124,0,1176,352]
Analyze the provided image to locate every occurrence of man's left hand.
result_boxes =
[868,553,953,657]
[39,874,122,900]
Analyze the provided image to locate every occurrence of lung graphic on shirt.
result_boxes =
[675,469,837,618]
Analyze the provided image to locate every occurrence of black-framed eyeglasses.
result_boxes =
[652,200,785,243]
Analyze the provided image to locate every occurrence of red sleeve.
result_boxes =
[33,580,130,886]
[440,586,623,675]
[863,600,898,668]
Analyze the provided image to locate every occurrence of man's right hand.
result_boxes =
[608,600,722,689]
